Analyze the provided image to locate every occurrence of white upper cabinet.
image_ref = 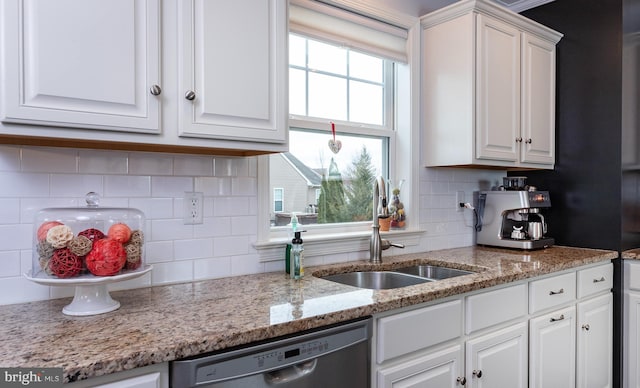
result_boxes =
[421,0,562,169]
[0,0,161,133]
[178,0,287,144]
[0,0,288,155]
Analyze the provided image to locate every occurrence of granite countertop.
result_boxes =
[623,248,640,259]
[0,245,617,383]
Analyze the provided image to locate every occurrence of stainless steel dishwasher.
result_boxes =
[170,317,372,388]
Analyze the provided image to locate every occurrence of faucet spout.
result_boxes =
[370,176,404,263]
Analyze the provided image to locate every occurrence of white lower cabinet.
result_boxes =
[68,363,168,388]
[624,260,640,387]
[577,293,613,388]
[529,305,577,388]
[466,322,528,388]
[372,262,613,388]
[377,345,463,388]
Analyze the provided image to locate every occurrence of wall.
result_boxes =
[0,144,503,305]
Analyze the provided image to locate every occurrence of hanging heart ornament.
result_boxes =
[328,122,342,154]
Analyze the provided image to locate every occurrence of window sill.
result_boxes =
[254,228,425,262]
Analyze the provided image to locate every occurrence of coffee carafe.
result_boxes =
[475,189,554,250]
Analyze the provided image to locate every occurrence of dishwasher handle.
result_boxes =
[264,359,318,385]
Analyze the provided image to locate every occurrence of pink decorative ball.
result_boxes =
[37,221,63,242]
[85,238,127,276]
[108,223,132,243]
[78,228,105,242]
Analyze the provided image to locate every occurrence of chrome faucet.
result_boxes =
[370,176,404,263]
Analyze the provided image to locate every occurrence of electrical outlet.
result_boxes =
[184,192,204,225]
[456,191,465,212]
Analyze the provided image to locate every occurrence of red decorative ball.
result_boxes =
[49,248,83,278]
[78,228,105,242]
[86,238,127,276]
[108,223,132,243]
[37,221,63,242]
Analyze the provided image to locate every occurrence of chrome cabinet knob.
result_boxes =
[185,90,196,101]
[457,376,467,385]
[149,84,162,96]
[472,370,482,378]
[582,324,590,331]
[525,138,532,144]
[516,137,523,143]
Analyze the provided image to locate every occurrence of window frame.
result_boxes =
[255,2,422,262]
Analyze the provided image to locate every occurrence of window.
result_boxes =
[256,0,417,257]
[269,34,394,229]
[274,188,284,213]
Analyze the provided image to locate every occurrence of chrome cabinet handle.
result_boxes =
[550,314,565,322]
[549,288,564,295]
[472,370,483,378]
[457,376,467,385]
[593,277,605,283]
[525,138,532,144]
[582,324,590,331]
[149,84,162,96]
[516,137,523,143]
[185,90,196,101]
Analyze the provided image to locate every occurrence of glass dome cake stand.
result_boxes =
[26,192,152,316]
[25,265,152,316]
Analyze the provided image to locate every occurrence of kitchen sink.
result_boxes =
[321,271,432,290]
[394,265,474,280]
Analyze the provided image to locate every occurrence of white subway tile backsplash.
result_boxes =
[129,153,173,176]
[173,155,213,176]
[21,147,77,173]
[0,146,21,171]
[0,199,20,223]
[151,261,193,285]
[0,145,502,306]
[50,174,104,197]
[195,177,232,197]
[151,176,194,197]
[78,150,128,174]
[0,251,21,277]
[0,172,49,197]
[213,235,250,257]
[193,257,232,280]
[174,238,214,260]
[104,175,151,197]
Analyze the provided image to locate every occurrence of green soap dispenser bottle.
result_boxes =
[290,231,304,280]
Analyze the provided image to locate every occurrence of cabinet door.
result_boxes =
[529,305,576,388]
[625,292,640,388]
[466,322,528,388]
[577,293,612,388]
[475,13,521,163]
[377,345,463,388]
[178,0,287,144]
[1,0,161,133]
[521,32,556,165]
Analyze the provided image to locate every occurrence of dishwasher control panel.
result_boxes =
[256,339,329,368]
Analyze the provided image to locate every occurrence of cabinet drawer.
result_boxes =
[577,263,612,298]
[377,300,462,363]
[529,272,576,314]
[627,261,640,291]
[466,283,527,334]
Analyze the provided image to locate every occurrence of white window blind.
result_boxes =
[289,0,408,63]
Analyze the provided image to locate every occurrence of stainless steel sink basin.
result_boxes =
[322,271,432,290]
[394,265,474,280]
